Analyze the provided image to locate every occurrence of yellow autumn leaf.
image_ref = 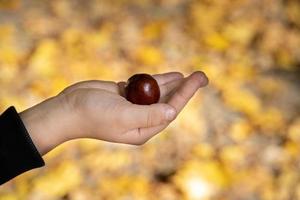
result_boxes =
[0,194,18,200]
[143,20,166,41]
[288,118,300,142]
[174,160,230,189]
[32,161,82,197]
[223,87,262,116]
[229,119,252,142]
[135,45,163,66]
[220,145,246,165]
[252,107,285,133]
[193,143,215,159]
[0,0,20,10]
[204,32,230,51]
[29,39,60,77]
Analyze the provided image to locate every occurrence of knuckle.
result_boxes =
[61,89,87,114]
[58,90,74,111]
[67,89,82,107]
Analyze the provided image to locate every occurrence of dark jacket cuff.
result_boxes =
[0,106,45,185]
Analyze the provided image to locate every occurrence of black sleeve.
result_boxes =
[0,106,45,185]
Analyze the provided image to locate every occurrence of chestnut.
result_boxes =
[125,73,160,105]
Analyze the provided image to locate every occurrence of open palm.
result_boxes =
[60,71,208,145]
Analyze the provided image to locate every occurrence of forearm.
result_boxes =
[19,95,78,155]
[0,94,81,184]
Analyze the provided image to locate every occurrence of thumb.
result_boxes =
[122,103,177,129]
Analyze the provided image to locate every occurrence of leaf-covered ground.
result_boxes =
[0,0,300,199]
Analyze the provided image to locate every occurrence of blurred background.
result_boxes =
[0,0,300,199]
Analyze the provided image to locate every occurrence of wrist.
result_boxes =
[19,95,79,155]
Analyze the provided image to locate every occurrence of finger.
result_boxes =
[152,72,184,85]
[60,80,120,95]
[159,78,183,102]
[168,71,208,113]
[120,103,177,129]
[120,125,166,145]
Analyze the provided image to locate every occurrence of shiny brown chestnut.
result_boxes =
[125,73,160,105]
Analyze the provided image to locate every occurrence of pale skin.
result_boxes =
[19,71,209,155]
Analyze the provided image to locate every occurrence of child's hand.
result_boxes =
[20,71,208,155]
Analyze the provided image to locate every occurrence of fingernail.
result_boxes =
[166,108,176,121]
[194,71,209,87]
